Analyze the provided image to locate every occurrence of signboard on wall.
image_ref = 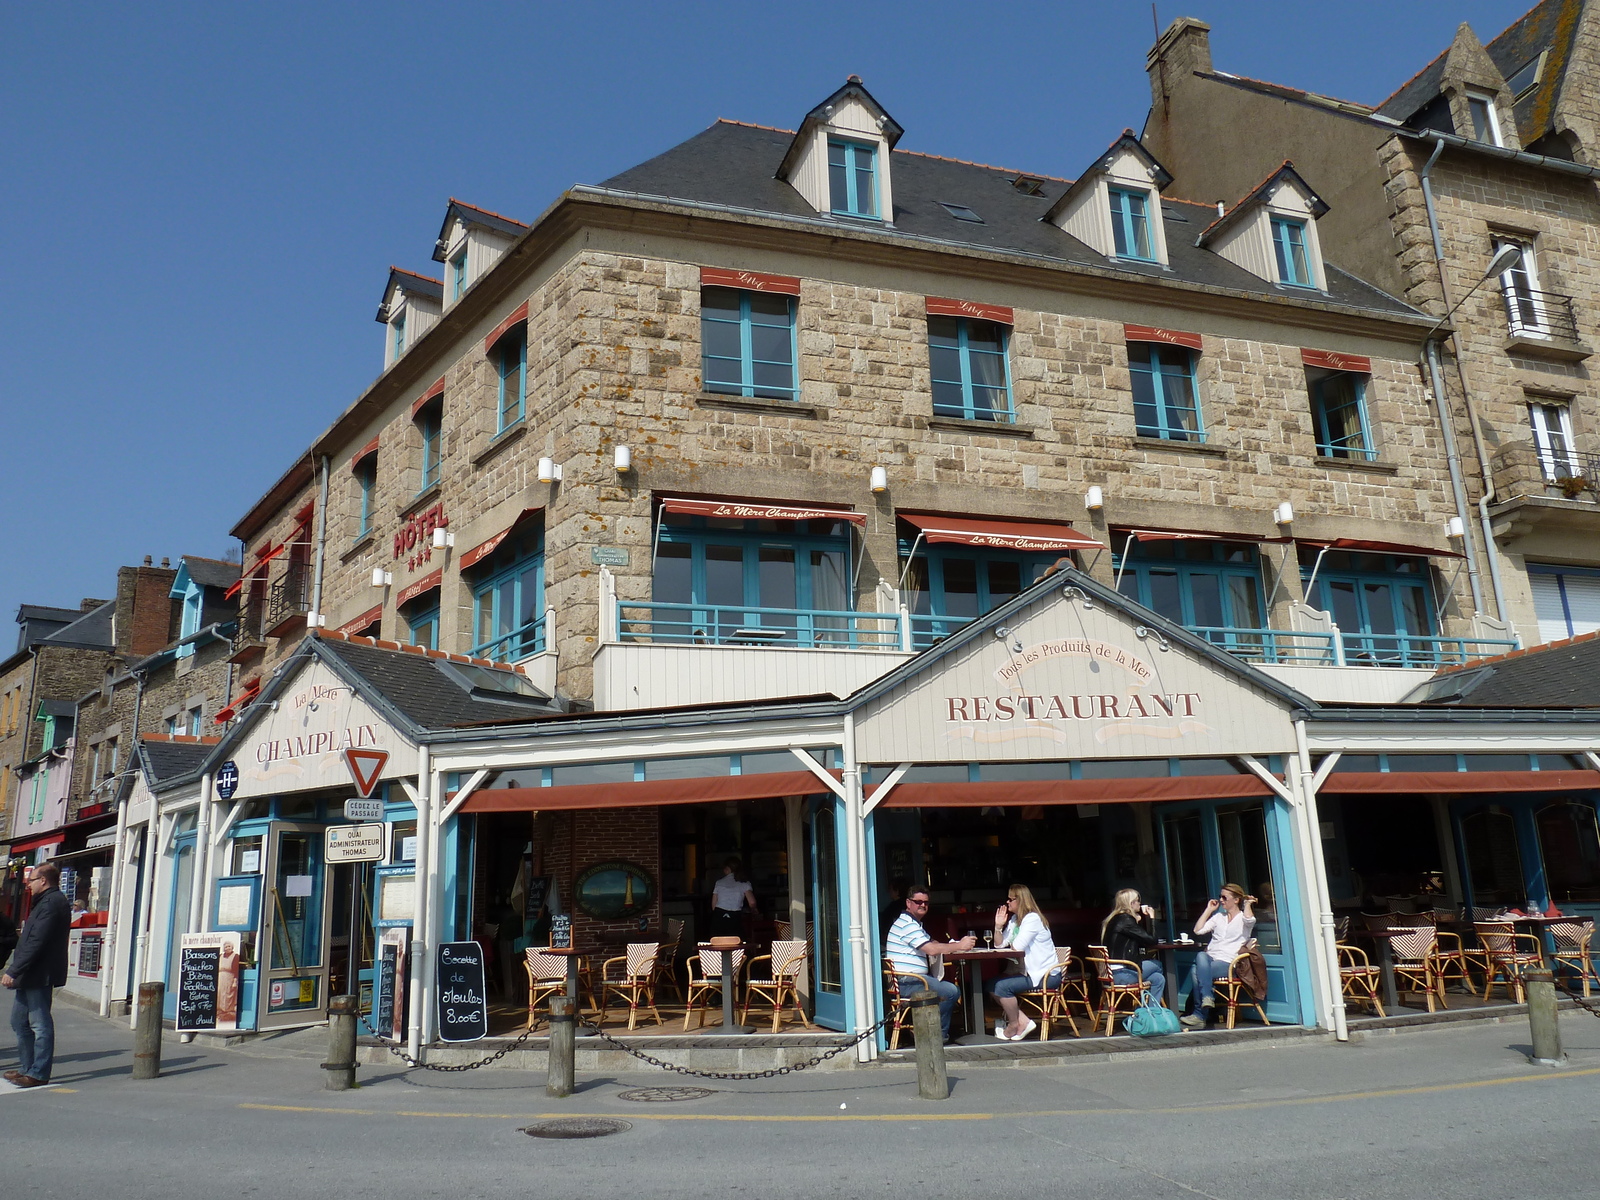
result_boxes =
[435,941,489,1042]
[228,660,417,800]
[175,932,242,1033]
[326,824,384,863]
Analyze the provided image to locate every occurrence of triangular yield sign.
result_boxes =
[345,748,389,798]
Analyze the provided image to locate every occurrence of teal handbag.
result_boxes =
[1124,995,1181,1037]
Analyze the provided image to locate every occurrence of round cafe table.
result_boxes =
[542,947,588,1003]
[711,942,752,1035]
[942,948,1018,1043]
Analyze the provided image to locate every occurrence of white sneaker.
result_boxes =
[1179,1012,1205,1028]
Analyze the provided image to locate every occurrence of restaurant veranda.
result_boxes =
[107,567,1600,1059]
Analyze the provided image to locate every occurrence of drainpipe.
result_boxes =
[1418,137,1508,622]
[1422,336,1484,617]
[309,456,330,627]
[1294,719,1347,1041]
[841,712,876,1061]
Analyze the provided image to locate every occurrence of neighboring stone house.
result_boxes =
[218,75,1520,737]
[1141,3,1600,647]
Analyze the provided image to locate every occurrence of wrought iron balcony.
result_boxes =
[1504,287,1581,345]
[264,564,310,638]
[1536,449,1600,498]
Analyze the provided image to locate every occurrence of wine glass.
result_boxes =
[983,929,993,949]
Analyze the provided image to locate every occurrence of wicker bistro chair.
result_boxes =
[684,944,745,1031]
[1387,925,1448,1012]
[882,957,931,1051]
[524,949,571,1030]
[596,942,664,1030]
[651,919,686,1005]
[1475,922,1545,1003]
[1210,949,1271,1029]
[1085,945,1148,1036]
[1014,946,1082,1041]
[1430,930,1476,993]
[1337,943,1386,1017]
[1550,920,1599,998]
[741,940,813,1033]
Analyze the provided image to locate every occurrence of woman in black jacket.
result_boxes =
[1099,889,1167,1005]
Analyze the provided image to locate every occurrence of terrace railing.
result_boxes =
[617,601,904,649]
[1504,287,1581,344]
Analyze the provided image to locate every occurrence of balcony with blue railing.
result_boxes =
[616,601,905,649]
[471,612,550,664]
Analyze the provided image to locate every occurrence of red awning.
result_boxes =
[9,833,66,855]
[214,678,262,724]
[223,542,285,599]
[1321,770,1600,795]
[335,605,383,637]
[1301,537,1464,560]
[460,770,837,814]
[397,569,442,607]
[461,507,543,570]
[900,513,1102,553]
[660,497,867,527]
[1125,526,1291,545]
[878,775,1272,808]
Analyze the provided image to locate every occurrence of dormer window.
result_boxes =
[377,268,442,368]
[1109,187,1155,261]
[391,311,407,357]
[450,250,468,300]
[1466,90,1503,146]
[829,139,878,218]
[432,200,530,311]
[1271,217,1313,287]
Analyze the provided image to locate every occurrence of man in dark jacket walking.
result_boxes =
[3,862,71,1087]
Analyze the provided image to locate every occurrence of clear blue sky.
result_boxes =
[0,1,1527,631]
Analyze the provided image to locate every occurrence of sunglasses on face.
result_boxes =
[908,898,930,907]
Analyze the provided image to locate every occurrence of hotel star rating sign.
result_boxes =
[344,748,389,798]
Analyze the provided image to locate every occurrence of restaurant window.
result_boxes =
[1114,540,1264,650]
[928,316,1012,422]
[470,528,544,663]
[1301,548,1435,664]
[1129,342,1202,441]
[1216,803,1280,952]
[390,820,418,863]
[494,327,527,433]
[1460,807,1527,906]
[1308,368,1375,460]
[403,598,439,651]
[701,286,797,402]
[899,541,1057,648]
[1536,801,1600,903]
[651,513,852,646]
[1163,812,1208,931]
[827,138,878,218]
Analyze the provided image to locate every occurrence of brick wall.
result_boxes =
[539,807,663,948]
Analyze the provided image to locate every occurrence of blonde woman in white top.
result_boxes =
[987,884,1060,1041]
[1180,882,1256,1028]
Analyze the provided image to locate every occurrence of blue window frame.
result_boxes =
[1108,187,1154,260]
[392,311,406,357]
[828,139,878,218]
[900,540,1058,648]
[405,604,439,651]
[450,250,467,300]
[471,529,544,663]
[701,286,797,400]
[1309,370,1374,460]
[1300,548,1435,664]
[1271,217,1313,287]
[418,404,442,491]
[495,330,526,432]
[929,317,1012,421]
[1114,539,1265,655]
[355,455,376,539]
[653,515,853,645]
[1129,342,1202,441]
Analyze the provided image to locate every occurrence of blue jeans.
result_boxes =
[10,986,55,1083]
[1188,952,1229,1009]
[898,976,960,1039]
[989,969,1063,1001]
[1112,961,1166,1004]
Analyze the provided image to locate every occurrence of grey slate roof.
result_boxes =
[314,637,565,730]
[598,120,1416,317]
[140,738,215,784]
[180,556,240,593]
[39,599,115,651]
[1409,631,1600,708]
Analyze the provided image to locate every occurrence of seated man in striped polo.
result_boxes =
[886,888,975,1043]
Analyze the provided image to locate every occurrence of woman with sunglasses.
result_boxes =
[1099,888,1166,1006]
[1180,883,1256,1028]
[986,884,1059,1041]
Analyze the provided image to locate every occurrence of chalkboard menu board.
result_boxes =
[374,943,398,1039]
[435,941,488,1042]
[175,933,241,1033]
[77,931,103,977]
[525,873,552,923]
[549,913,572,950]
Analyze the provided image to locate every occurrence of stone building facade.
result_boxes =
[1142,3,1600,647]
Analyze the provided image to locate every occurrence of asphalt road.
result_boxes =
[6,1003,1600,1199]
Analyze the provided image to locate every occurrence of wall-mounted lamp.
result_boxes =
[371,568,393,588]
[432,527,455,549]
[1273,501,1295,526]
[1134,625,1171,652]
[1062,585,1095,610]
[1445,515,1466,540]
[869,466,888,493]
[537,457,563,484]
[1085,485,1104,512]
[614,445,632,474]
[993,626,1024,653]
[306,612,326,629]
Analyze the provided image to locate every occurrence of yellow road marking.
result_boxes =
[239,1066,1600,1124]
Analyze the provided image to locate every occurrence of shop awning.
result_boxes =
[900,513,1102,553]
[660,497,867,527]
[1124,526,1291,545]
[8,833,65,855]
[460,769,838,814]
[215,677,262,723]
[461,507,544,570]
[397,569,442,607]
[1300,537,1464,560]
[878,775,1273,808]
[1321,769,1600,794]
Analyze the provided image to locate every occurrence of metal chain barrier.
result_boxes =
[1549,972,1600,1018]
[573,1013,896,1081]
[356,1010,543,1073]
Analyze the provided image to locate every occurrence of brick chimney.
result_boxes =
[1148,17,1212,112]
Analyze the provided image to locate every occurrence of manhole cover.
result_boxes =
[521,1118,632,1139]
[616,1086,716,1103]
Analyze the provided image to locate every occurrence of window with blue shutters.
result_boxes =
[828,139,878,218]
[929,316,1012,421]
[1108,187,1154,260]
[1272,217,1314,287]
[701,287,797,401]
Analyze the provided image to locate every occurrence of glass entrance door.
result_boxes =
[807,797,846,1030]
[259,823,331,1030]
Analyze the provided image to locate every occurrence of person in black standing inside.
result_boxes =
[3,863,71,1088]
